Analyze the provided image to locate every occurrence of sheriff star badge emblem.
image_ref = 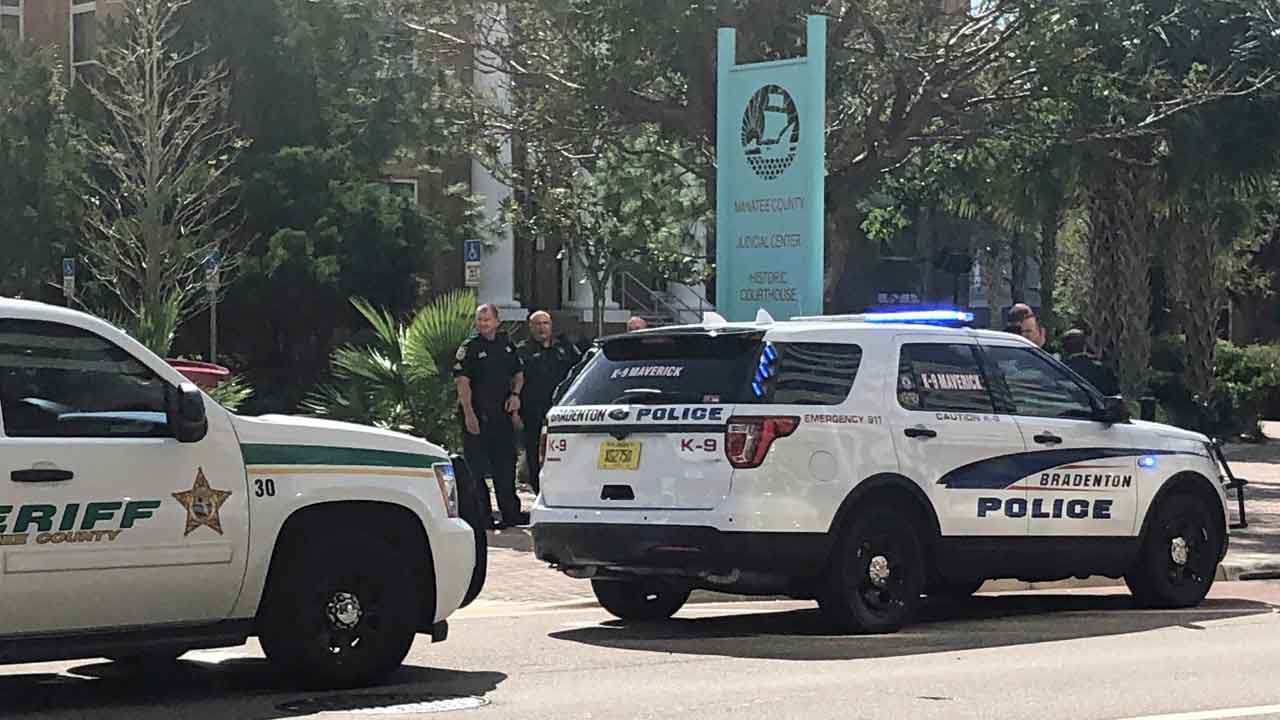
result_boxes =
[173,468,232,536]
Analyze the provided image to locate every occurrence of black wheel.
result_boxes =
[591,579,690,622]
[258,532,422,689]
[926,579,984,599]
[1125,493,1221,608]
[818,505,927,634]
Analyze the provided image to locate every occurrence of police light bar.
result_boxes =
[854,309,976,327]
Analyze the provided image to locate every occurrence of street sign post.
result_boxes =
[62,257,76,302]
[463,239,481,289]
[715,15,826,321]
[205,250,221,364]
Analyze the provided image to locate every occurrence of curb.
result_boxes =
[685,564,1280,603]
[465,565,1280,617]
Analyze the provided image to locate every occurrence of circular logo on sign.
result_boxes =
[741,85,800,181]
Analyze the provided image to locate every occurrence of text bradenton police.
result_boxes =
[0,500,161,546]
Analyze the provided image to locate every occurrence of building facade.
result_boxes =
[1,0,116,85]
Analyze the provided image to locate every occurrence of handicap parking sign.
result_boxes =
[463,239,482,263]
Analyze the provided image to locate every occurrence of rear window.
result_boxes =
[558,333,761,406]
[557,333,860,407]
[764,342,861,405]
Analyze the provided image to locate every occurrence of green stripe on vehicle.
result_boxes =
[240,444,448,469]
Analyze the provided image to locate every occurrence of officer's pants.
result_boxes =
[521,422,543,494]
[462,409,519,525]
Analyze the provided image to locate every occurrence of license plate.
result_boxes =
[597,440,641,470]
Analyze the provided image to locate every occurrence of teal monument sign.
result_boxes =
[715,15,826,321]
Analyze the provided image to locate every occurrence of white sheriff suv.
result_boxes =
[0,299,481,687]
[532,309,1243,633]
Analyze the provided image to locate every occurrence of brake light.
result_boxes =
[539,424,548,465]
[725,416,799,468]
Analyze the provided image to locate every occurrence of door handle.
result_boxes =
[1033,433,1063,445]
[904,427,937,439]
[11,468,74,483]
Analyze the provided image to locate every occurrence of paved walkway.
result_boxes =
[474,427,1280,608]
[1217,433,1280,580]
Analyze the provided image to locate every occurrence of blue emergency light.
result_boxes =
[752,341,780,398]
[860,309,975,327]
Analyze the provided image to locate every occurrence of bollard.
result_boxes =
[1139,396,1157,421]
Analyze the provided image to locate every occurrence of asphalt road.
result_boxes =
[5,582,1280,720]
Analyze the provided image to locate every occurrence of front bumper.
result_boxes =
[532,522,832,579]
[429,518,478,624]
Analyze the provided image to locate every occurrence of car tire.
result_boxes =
[818,505,926,634]
[926,579,984,599]
[1125,493,1222,609]
[591,579,690,622]
[258,532,422,689]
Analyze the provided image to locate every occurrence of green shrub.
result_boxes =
[1147,334,1280,440]
[301,290,478,453]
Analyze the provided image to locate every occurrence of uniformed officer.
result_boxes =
[517,311,581,493]
[453,303,525,528]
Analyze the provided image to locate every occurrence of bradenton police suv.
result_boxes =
[531,309,1243,633]
[0,298,482,687]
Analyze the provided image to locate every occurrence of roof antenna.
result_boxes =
[702,311,728,326]
[755,308,775,325]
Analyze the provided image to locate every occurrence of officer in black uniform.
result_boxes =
[517,310,581,493]
[453,303,525,528]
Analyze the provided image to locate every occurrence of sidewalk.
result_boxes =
[1215,425,1280,581]
[472,427,1280,609]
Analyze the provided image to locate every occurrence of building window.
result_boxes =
[0,0,21,42]
[70,1,97,85]
[385,179,419,204]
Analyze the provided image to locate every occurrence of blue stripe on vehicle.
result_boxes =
[938,448,1193,489]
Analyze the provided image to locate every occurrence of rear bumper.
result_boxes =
[531,522,832,578]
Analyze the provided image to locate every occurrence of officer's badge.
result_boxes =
[455,345,467,361]
[479,351,488,359]
[173,468,232,536]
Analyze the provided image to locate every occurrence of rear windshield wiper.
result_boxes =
[611,388,710,405]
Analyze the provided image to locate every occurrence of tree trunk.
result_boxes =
[1037,199,1063,334]
[590,274,608,337]
[1009,231,1027,305]
[1085,163,1155,398]
[1166,211,1222,408]
[823,209,847,312]
[978,233,1010,329]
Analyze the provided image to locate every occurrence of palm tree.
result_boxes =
[302,289,478,451]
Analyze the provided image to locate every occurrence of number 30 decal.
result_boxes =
[254,478,276,498]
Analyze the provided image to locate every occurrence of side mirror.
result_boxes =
[166,382,208,443]
[1097,395,1130,425]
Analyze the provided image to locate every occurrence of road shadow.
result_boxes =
[0,656,506,719]
[549,594,1276,662]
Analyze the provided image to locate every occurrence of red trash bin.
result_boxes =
[166,359,231,390]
